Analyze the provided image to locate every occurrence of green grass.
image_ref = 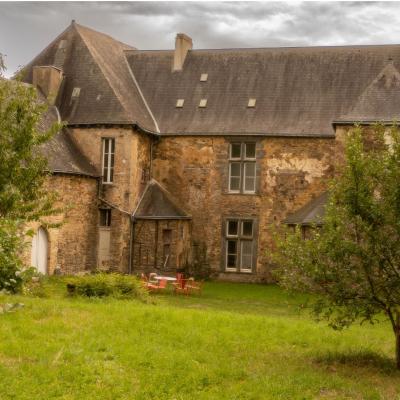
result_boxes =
[0,280,399,399]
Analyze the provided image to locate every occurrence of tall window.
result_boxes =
[99,209,111,227]
[225,219,255,273]
[229,143,256,193]
[102,138,115,184]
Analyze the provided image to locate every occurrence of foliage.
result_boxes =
[66,273,149,301]
[0,54,61,292]
[273,124,400,368]
[0,282,399,399]
[0,219,24,293]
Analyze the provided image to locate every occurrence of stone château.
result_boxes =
[21,21,400,281]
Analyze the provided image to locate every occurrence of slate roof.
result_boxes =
[35,91,98,177]
[284,192,328,226]
[21,21,158,132]
[40,128,99,177]
[133,179,191,219]
[21,22,400,136]
[336,62,400,123]
[126,46,400,136]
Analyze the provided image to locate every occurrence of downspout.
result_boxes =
[128,216,135,275]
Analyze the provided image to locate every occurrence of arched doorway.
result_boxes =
[31,227,48,274]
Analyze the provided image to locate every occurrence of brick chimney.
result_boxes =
[32,66,64,105]
[173,33,193,71]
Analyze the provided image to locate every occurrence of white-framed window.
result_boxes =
[228,143,256,194]
[225,219,255,273]
[102,138,115,184]
[99,209,111,227]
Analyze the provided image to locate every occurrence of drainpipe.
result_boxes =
[149,139,154,179]
[129,216,135,275]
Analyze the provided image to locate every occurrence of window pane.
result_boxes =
[230,177,240,191]
[227,220,238,236]
[230,143,241,158]
[244,163,256,192]
[230,162,241,177]
[245,143,256,159]
[241,241,253,270]
[227,255,237,268]
[229,162,241,191]
[227,240,237,254]
[99,209,111,227]
[227,239,238,269]
[242,220,253,237]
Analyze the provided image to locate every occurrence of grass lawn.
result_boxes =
[0,280,399,399]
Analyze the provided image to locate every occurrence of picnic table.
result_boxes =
[154,276,177,282]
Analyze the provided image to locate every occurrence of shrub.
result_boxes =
[0,219,24,293]
[66,273,148,301]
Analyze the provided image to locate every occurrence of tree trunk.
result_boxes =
[396,312,400,370]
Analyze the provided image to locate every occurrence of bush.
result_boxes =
[0,219,25,293]
[66,273,148,301]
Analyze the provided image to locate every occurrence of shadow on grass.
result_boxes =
[314,350,398,375]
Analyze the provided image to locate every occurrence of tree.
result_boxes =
[0,54,61,291]
[273,124,400,369]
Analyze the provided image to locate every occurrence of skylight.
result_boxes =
[71,87,81,98]
[199,99,207,107]
[176,99,184,108]
[200,73,208,82]
[247,98,256,108]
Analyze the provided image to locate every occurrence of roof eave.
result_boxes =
[332,120,400,127]
[134,216,192,220]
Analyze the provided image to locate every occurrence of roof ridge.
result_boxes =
[127,43,400,54]
[20,23,73,78]
[122,55,160,133]
[74,22,137,50]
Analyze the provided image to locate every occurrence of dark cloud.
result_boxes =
[1,1,400,76]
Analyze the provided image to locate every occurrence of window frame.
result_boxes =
[228,142,257,194]
[224,218,256,273]
[99,209,112,227]
[102,137,115,184]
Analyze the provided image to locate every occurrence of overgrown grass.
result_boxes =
[0,280,399,399]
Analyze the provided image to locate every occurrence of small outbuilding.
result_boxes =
[131,179,191,274]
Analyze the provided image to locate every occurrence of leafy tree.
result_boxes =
[0,54,61,291]
[273,124,400,369]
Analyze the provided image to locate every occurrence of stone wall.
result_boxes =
[23,174,98,274]
[132,219,191,275]
[69,126,152,271]
[152,135,336,281]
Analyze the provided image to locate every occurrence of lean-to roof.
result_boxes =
[133,179,191,220]
[284,192,328,226]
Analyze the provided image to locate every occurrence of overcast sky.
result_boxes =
[2,1,400,76]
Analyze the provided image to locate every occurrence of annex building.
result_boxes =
[22,21,400,281]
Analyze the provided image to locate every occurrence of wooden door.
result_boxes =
[31,227,48,274]
[98,228,111,267]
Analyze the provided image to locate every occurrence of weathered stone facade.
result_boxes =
[21,21,400,281]
[24,174,98,274]
[68,126,152,271]
[132,219,191,274]
[152,136,335,281]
